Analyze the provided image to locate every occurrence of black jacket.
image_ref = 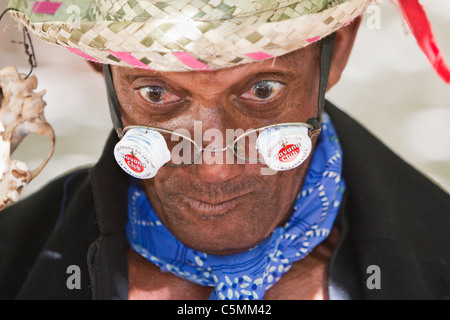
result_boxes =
[1,102,449,300]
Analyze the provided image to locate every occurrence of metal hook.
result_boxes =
[0,8,37,79]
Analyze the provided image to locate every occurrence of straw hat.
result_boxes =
[7,0,372,72]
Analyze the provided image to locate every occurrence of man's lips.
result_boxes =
[182,194,249,217]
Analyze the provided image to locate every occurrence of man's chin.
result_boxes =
[159,204,272,256]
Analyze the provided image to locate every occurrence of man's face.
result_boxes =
[112,45,320,255]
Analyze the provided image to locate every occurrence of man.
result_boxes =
[0,0,449,300]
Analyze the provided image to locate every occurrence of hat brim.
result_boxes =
[9,0,371,71]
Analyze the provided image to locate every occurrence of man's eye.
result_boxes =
[240,81,284,101]
[138,86,181,104]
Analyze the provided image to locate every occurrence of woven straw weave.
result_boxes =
[9,0,371,71]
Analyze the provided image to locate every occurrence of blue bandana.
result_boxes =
[126,112,345,300]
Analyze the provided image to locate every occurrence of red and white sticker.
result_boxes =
[114,143,154,179]
[114,128,171,179]
[277,143,301,163]
[256,125,312,172]
[124,154,144,173]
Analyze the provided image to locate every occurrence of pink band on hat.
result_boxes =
[343,19,353,27]
[245,52,274,61]
[32,1,62,14]
[307,36,321,43]
[66,47,101,63]
[172,52,214,71]
[109,51,153,70]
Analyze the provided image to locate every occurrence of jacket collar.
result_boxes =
[87,132,129,299]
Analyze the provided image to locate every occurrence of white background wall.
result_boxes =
[0,0,449,200]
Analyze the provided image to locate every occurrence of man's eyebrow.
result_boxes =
[120,70,158,83]
[270,44,320,69]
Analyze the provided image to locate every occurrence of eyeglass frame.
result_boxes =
[118,121,318,167]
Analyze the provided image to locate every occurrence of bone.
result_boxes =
[0,66,55,210]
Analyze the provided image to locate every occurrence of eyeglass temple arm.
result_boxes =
[307,32,336,136]
[103,64,124,136]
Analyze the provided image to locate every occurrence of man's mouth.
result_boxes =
[182,194,248,217]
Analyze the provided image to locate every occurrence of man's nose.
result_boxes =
[194,150,245,184]
[191,108,245,184]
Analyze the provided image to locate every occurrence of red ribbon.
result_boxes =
[393,0,450,83]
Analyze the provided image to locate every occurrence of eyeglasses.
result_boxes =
[116,121,317,169]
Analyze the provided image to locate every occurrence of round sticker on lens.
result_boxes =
[114,128,170,179]
[256,125,312,171]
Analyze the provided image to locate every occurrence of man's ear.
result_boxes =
[327,16,362,90]
[87,61,104,74]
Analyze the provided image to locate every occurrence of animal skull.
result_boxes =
[0,66,55,210]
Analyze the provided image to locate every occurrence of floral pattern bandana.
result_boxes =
[125,112,345,300]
